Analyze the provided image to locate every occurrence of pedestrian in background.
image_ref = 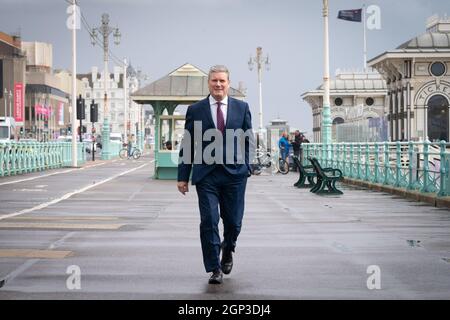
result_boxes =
[278,132,290,165]
[291,130,302,171]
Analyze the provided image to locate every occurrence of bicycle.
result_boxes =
[119,144,142,160]
[251,147,278,175]
[277,156,289,175]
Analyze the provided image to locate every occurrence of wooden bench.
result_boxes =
[308,157,344,195]
[292,155,317,189]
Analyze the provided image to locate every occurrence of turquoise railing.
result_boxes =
[0,141,87,177]
[303,141,450,197]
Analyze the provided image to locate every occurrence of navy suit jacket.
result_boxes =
[177,95,253,185]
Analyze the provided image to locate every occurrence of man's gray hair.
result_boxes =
[208,65,230,80]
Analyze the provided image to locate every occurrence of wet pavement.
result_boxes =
[0,155,450,299]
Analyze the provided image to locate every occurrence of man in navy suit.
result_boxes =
[177,65,253,284]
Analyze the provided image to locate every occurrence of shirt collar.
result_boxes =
[209,95,228,106]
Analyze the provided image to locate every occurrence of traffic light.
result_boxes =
[76,94,85,120]
[77,125,87,135]
[90,101,98,123]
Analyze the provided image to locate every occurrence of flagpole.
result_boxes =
[363,4,367,72]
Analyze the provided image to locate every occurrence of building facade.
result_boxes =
[266,118,289,151]
[302,70,387,142]
[0,31,26,136]
[78,64,143,140]
[23,41,85,141]
[369,16,450,142]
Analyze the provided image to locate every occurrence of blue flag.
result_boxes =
[337,9,362,22]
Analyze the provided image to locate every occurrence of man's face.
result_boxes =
[208,72,230,101]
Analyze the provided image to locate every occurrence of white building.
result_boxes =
[368,15,450,142]
[77,65,142,138]
[302,69,388,142]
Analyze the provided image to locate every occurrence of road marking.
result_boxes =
[0,222,125,230]
[0,161,153,221]
[6,216,120,221]
[0,249,73,259]
[0,169,77,186]
[0,161,109,186]
[0,156,152,187]
[0,232,76,289]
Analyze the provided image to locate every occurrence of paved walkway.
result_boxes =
[0,156,449,299]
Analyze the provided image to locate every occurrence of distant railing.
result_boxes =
[303,141,450,197]
[0,141,87,177]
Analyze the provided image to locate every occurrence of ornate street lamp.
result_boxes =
[248,46,270,149]
[91,13,121,160]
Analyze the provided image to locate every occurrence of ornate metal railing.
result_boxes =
[303,141,450,197]
[0,142,87,177]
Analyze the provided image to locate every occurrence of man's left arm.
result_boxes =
[243,103,254,174]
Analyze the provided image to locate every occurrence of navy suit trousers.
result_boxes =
[195,165,248,273]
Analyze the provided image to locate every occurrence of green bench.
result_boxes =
[308,157,344,195]
[292,155,317,189]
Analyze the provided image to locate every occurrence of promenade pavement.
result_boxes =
[0,155,449,299]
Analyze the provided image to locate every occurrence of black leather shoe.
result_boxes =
[221,250,233,275]
[208,269,223,284]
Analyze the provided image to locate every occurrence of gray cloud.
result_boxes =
[1,0,449,136]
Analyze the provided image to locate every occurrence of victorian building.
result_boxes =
[302,69,387,142]
[368,15,450,142]
[78,64,143,139]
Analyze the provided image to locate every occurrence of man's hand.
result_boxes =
[177,181,189,195]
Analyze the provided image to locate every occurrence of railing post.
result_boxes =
[335,143,340,171]
[51,142,56,168]
[10,142,17,176]
[0,143,5,177]
[394,141,402,187]
[421,140,431,193]
[365,142,370,181]
[303,144,309,165]
[373,142,380,183]
[341,143,347,176]
[337,143,341,169]
[330,143,335,168]
[349,143,354,178]
[5,142,11,176]
[329,143,332,167]
[35,142,41,171]
[356,143,362,179]
[30,142,36,172]
[383,142,390,185]
[407,141,415,190]
[438,141,448,197]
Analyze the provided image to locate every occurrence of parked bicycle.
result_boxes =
[277,156,289,175]
[119,144,142,160]
[251,147,272,175]
[251,147,288,175]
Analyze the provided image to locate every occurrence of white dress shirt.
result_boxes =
[209,95,228,129]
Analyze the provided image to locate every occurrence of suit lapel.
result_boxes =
[225,97,234,129]
[202,96,215,129]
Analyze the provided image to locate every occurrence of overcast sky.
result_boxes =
[1,0,449,136]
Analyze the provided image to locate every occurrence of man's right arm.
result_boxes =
[177,106,194,192]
